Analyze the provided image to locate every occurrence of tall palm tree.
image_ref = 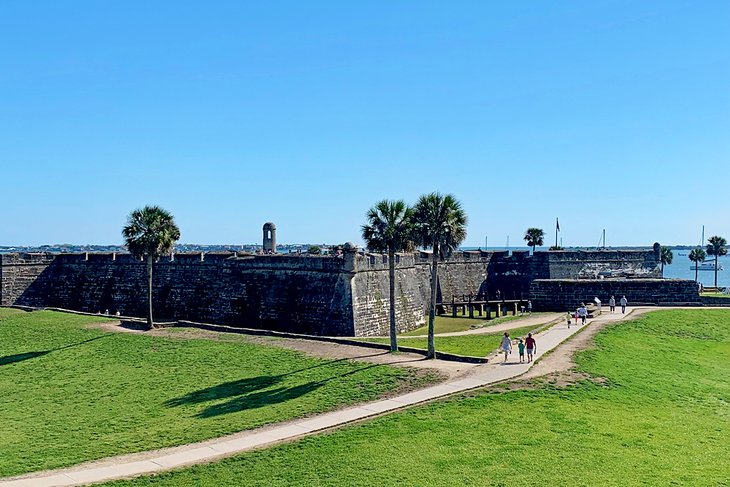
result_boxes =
[122,205,181,329]
[689,247,706,283]
[660,246,674,274]
[412,193,467,359]
[524,228,545,253]
[706,235,727,288]
[361,200,414,352]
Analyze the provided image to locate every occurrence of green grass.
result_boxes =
[0,309,439,477]
[400,312,551,337]
[108,309,730,486]
[355,324,542,357]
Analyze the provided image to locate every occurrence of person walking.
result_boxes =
[567,310,573,328]
[517,338,525,363]
[609,295,616,314]
[578,303,588,325]
[527,300,533,315]
[525,333,537,363]
[620,295,628,314]
[500,332,512,363]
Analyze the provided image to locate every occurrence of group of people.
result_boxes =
[500,332,536,363]
[497,293,631,364]
[566,303,588,328]
[607,295,628,314]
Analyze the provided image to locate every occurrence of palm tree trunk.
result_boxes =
[147,255,154,330]
[715,254,719,288]
[427,242,439,359]
[388,248,398,352]
[695,264,698,283]
[661,261,664,274]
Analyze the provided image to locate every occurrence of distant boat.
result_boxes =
[691,260,724,271]
[678,252,687,256]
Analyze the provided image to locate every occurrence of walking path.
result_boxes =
[0,309,637,486]
[405,312,564,338]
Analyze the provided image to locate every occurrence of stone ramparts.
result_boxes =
[0,247,669,336]
[530,278,701,311]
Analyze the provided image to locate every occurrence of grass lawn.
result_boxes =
[0,309,439,477]
[356,324,544,357]
[108,309,730,486]
[400,312,552,337]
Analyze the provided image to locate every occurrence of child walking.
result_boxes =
[518,338,525,363]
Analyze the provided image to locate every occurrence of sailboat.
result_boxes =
[690,225,724,271]
[691,261,724,271]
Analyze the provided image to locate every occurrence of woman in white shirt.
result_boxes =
[500,332,512,363]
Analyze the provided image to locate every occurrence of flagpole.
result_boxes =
[555,217,559,249]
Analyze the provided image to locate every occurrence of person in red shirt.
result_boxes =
[525,333,537,363]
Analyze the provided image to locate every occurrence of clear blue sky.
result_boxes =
[2,1,728,247]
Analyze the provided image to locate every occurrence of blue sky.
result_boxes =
[2,1,728,247]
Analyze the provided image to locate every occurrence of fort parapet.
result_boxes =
[0,246,698,336]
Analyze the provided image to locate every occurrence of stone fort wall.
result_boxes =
[530,279,701,311]
[1,247,684,336]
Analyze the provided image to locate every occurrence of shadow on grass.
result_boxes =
[197,381,326,418]
[165,359,380,418]
[0,335,109,367]
[0,350,50,366]
[164,375,284,407]
[165,357,358,407]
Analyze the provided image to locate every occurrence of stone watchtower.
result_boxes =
[263,222,277,253]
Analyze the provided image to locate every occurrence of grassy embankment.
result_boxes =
[109,309,730,486]
[0,309,439,477]
[400,312,552,336]
[354,313,556,357]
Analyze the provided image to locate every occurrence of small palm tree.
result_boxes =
[524,228,545,253]
[660,246,674,274]
[412,193,467,358]
[689,247,706,283]
[706,236,727,288]
[361,200,414,352]
[122,205,180,329]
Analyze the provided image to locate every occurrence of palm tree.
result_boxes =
[524,228,545,253]
[122,205,181,329]
[660,246,674,274]
[361,200,414,352]
[412,193,467,358]
[706,235,727,288]
[689,247,706,283]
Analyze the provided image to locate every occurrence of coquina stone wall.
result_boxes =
[530,278,701,311]
[1,252,355,336]
[350,253,426,336]
[0,246,675,336]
